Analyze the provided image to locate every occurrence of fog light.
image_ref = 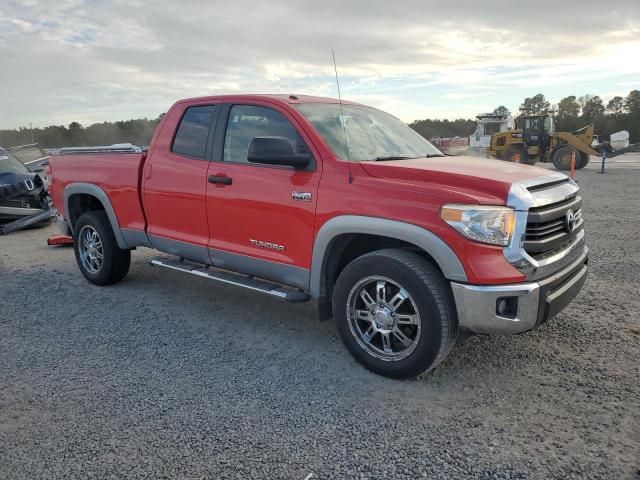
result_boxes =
[497,299,508,315]
[496,297,518,318]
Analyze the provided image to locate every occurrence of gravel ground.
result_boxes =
[1,156,639,479]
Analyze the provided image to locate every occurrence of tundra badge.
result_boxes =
[250,239,285,251]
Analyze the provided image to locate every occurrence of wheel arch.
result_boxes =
[310,216,467,299]
[64,183,128,249]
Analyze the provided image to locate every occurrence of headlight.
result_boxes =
[440,204,515,246]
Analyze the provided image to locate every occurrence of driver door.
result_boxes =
[204,102,321,289]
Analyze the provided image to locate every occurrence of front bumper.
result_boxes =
[451,247,588,335]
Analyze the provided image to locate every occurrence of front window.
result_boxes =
[223,105,305,164]
[0,149,30,175]
[484,122,502,135]
[524,117,541,131]
[294,103,443,161]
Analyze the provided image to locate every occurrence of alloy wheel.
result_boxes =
[346,275,421,361]
[78,225,104,274]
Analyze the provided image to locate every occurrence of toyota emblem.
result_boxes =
[565,209,577,233]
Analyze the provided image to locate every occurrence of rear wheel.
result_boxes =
[332,249,457,379]
[73,211,130,286]
[552,145,579,171]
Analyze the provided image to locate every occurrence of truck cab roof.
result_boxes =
[175,94,362,106]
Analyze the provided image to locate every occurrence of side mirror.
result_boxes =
[247,136,310,169]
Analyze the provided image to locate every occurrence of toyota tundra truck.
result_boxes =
[49,95,588,378]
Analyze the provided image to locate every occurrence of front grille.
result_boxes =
[524,192,583,259]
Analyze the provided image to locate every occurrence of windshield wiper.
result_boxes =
[374,155,420,161]
[374,154,446,161]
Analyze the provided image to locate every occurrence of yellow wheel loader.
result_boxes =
[488,115,599,170]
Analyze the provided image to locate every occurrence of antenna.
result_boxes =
[332,49,353,184]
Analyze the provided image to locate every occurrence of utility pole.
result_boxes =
[30,122,34,143]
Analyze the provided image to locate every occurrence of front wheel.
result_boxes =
[577,151,590,169]
[332,249,458,379]
[552,145,579,171]
[73,211,131,286]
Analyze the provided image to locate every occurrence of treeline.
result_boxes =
[409,118,476,140]
[1,89,639,149]
[0,116,163,149]
[409,89,640,142]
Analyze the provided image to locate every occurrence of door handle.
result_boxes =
[208,174,232,185]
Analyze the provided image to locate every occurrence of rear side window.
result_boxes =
[172,105,216,159]
[223,105,304,164]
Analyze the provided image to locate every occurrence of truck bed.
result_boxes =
[49,152,147,232]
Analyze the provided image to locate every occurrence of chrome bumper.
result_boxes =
[451,247,588,335]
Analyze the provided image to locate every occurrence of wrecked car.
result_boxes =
[8,143,51,176]
[0,147,53,234]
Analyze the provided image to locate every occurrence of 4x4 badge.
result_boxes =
[292,191,312,202]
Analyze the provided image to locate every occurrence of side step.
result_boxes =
[149,257,310,303]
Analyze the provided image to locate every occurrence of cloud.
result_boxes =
[0,0,639,129]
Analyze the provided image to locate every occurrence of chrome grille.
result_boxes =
[524,192,583,258]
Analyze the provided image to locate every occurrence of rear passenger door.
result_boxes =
[143,102,219,263]
[204,102,321,290]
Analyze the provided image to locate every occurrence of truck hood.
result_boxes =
[359,156,557,205]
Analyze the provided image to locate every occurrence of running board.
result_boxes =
[149,257,310,303]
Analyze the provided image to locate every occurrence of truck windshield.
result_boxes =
[0,149,30,175]
[294,103,443,161]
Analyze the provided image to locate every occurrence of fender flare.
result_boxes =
[63,183,128,249]
[309,215,467,298]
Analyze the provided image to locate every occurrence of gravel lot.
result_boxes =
[1,156,639,479]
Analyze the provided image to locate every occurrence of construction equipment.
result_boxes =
[488,115,599,171]
[596,139,640,173]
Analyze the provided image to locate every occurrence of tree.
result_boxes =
[582,96,605,123]
[624,90,640,143]
[606,96,624,115]
[555,96,581,131]
[557,96,581,119]
[519,94,551,115]
[67,122,85,146]
[624,90,640,113]
[493,106,510,116]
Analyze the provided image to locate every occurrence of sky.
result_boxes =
[1,0,639,129]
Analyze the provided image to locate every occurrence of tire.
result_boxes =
[552,145,579,171]
[503,145,533,165]
[73,211,130,286]
[577,151,590,169]
[332,249,458,379]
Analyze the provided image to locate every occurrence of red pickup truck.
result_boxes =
[50,94,588,378]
